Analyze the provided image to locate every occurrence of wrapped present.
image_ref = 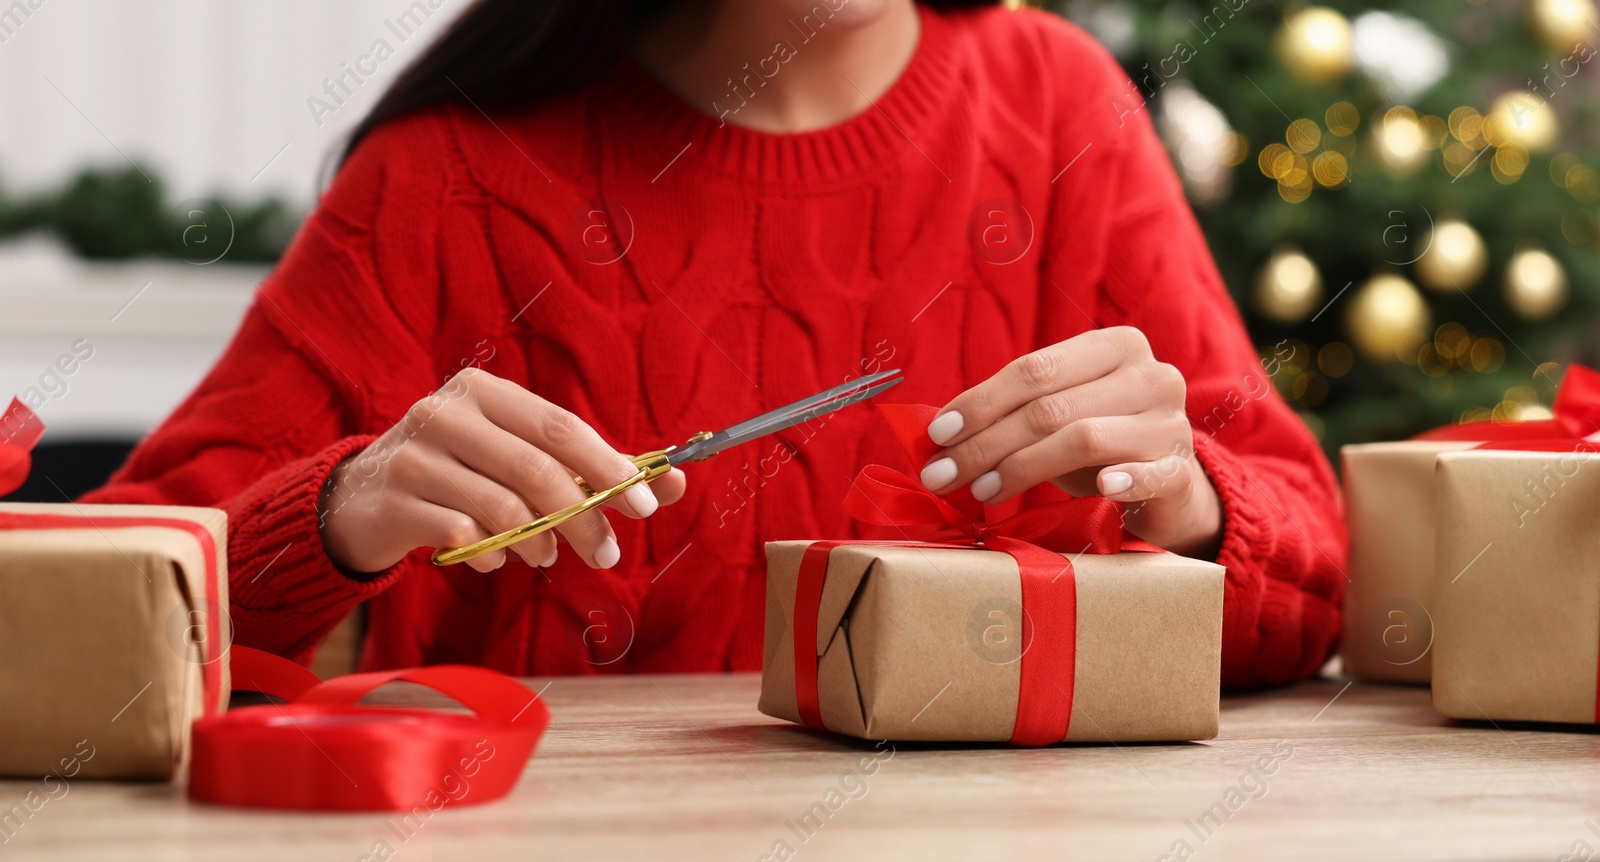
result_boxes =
[0,399,229,779]
[1340,440,1475,682]
[1340,368,1600,683]
[1431,367,1600,723]
[759,405,1225,745]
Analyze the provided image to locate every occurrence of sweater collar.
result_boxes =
[597,4,959,189]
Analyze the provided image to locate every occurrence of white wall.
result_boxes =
[0,238,264,441]
[0,0,469,205]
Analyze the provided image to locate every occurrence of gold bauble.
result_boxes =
[1416,220,1488,290]
[1255,247,1323,323]
[1531,0,1598,52]
[1375,108,1429,176]
[1347,274,1432,361]
[1276,8,1354,85]
[1505,246,1569,319]
[1486,92,1559,153]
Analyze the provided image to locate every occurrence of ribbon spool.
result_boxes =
[191,646,550,811]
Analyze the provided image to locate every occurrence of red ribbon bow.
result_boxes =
[794,404,1158,746]
[0,397,45,497]
[0,397,549,809]
[1417,364,1600,450]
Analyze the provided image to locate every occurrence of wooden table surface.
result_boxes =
[5,673,1599,862]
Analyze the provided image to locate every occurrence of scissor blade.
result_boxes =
[668,372,903,465]
[716,368,904,442]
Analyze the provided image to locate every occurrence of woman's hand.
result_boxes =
[318,367,686,574]
[920,327,1223,558]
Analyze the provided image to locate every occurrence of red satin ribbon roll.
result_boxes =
[794,403,1159,747]
[190,645,550,811]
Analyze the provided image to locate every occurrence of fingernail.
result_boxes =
[927,412,964,445]
[1101,471,1133,495]
[539,546,559,568]
[592,537,621,569]
[971,470,1002,501]
[920,457,958,491]
[623,483,658,517]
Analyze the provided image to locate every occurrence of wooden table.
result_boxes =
[5,674,1599,862]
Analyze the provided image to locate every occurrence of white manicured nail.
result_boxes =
[623,483,658,517]
[539,546,559,568]
[971,471,1002,501]
[927,412,964,445]
[921,457,958,491]
[1101,471,1133,495]
[592,537,621,569]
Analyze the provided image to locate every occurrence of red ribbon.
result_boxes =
[794,404,1158,746]
[1,397,550,808]
[189,645,550,811]
[1415,364,1600,451]
[0,397,45,496]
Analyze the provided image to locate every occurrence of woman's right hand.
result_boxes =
[318,367,686,574]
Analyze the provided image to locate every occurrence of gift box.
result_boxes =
[1424,365,1600,724]
[1432,445,1600,724]
[757,403,1224,745]
[0,399,229,779]
[1339,367,1600,683]
[1340,440,1475,682]
[760,540,1224,743]
[0,502,230,778]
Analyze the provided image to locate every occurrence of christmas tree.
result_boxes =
[1053,0,1600,454]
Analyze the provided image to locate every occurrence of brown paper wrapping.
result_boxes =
[1432,449,1600,724]
[0,502,229,778]
[1340,441,1476,682]
[759,541,1224,743]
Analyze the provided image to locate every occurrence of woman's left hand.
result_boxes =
[920,326,1223,558]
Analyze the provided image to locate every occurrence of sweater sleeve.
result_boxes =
[80,116,450,664]
[1034,20,1347,687]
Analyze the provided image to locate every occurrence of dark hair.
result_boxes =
[341,0,1001,165]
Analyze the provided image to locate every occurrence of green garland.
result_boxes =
[0,165,299,264]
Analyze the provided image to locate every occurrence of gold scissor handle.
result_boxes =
[431,450,675,567]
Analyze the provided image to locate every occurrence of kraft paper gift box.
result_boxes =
[0,501,230,779]
[759,541,1225,744]
[1340,440,1475,683]
[758,402,1226,745]
[1344,364,1600,687]
[1431,445,1600,724]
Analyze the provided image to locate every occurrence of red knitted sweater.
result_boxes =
[83,6,1346,686]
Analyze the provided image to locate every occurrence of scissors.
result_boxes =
[432,369,905,566]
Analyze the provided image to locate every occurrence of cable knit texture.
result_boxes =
[81,5,1345,686]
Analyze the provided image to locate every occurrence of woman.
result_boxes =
[84,0,1345,685]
